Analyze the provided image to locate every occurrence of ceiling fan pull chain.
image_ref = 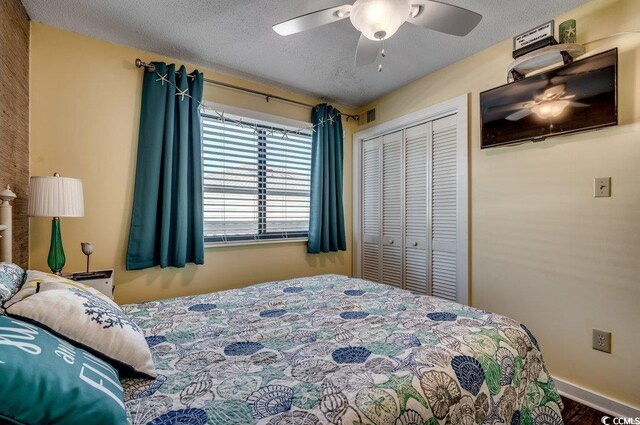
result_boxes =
[378,38,386,72]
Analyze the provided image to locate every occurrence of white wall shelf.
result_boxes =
[507,43,586,82]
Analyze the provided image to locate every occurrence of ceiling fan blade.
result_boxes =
[569,102,589,107]
[407,1,482,36]
[487,101,534,114]
[273,5,352,36]
[505,108,533,122]
[355,34,381,66]
[542,84,566,99]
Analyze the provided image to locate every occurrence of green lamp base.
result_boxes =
[48,217,66,275]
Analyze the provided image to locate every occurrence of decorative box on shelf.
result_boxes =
[63,269,114,299]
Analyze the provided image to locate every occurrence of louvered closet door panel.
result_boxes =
[404,124,429,294]
[362,138,381,282]
[431,114,458,301]
[382,131,403,288]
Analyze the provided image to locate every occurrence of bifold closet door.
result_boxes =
[361,137,381,282]
[430,114,459,301]
[404,124,429,293]
[381,131,403,288]
[359,113,462,301]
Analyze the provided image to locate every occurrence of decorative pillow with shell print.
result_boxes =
[4,270,156,378]
[0,263,26,310]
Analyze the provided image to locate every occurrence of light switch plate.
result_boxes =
[592,329,612,353]
[594,177,611,197]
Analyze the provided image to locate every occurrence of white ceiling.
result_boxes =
[22,0,590,107]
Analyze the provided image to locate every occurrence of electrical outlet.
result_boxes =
[592,329,611,353]
[594,177,611,197]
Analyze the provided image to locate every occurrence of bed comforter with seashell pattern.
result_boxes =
[120,274,564,425]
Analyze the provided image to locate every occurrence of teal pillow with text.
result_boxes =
[0,315,127,424]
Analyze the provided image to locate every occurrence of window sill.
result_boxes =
[205,237,308,249]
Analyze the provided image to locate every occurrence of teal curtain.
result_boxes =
[308,104,346,253]
[126,62,204,270]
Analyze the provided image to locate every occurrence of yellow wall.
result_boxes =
[356,0,639,408]
[29,23,355,305]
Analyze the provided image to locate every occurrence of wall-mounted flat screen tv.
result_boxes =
[480,48,617,149]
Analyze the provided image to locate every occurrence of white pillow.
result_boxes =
[4,270,156,378]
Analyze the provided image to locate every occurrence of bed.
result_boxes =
[121,274,564,425]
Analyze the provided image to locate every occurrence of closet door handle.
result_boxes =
[413,241,419,247]
[389,239,394,245]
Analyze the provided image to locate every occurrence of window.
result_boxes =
[202,110,312,244]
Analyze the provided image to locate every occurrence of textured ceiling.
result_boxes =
[22,0,590,107]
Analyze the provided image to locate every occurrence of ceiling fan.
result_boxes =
[272,0,483,70]
[503,84,588,121]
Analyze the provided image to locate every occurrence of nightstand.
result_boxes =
[63,269,114,299]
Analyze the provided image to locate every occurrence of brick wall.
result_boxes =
[0,0,29,267]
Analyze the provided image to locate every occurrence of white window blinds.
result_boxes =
[201,112,312,244]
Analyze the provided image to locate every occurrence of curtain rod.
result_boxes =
[134,59,359,121]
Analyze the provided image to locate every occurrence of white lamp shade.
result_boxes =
[350,0,411,41]
[28,175,85,218]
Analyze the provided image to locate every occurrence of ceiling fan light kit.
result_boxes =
[272,0,482,69]
[531,100,570,119]
[350,0,412,41]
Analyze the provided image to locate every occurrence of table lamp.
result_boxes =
[28,173,84,275]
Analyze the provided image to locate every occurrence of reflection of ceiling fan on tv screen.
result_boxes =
[272,0,482,70]
[502,84,588,121]
[480,48,618,149]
